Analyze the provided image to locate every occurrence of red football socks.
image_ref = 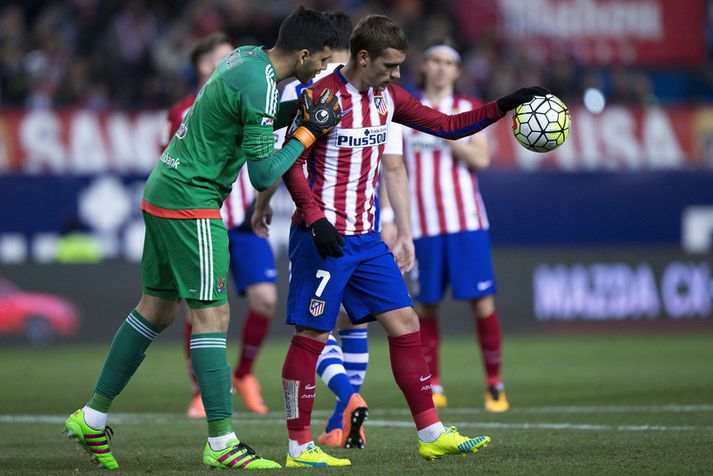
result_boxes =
[282,335,325,443]
[476,311,503,386]
[234,309,271,379]
[388,332,439,430]
[418,317,440,385]
[183,321,199,395]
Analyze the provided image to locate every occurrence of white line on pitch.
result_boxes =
[366,404,713,416]
[2,413,712,432]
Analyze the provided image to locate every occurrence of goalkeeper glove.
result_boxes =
[290,89,341,148]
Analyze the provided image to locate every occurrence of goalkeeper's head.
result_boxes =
[274,7,339,84]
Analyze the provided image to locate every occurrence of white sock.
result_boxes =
[208,432,238,451]
[288,439,313,457]
[81,406,107,430]
[417,422,446,443]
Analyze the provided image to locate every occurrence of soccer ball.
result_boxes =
[512,94,570,152]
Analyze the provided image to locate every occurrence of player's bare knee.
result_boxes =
[294,326,330,343]
[250,299,276,317]
[246,283,277,317]
[471,296,495,319]
[190,304,230,333]
[136,295,180,329]
[416,303,439,318]
[377,306,420,336]
[335,310,360,330]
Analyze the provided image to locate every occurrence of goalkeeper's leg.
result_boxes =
[65,297,177,469]
[190,304,280,469]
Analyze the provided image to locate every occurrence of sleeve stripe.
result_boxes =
[400,117,494,139]
[264,65,277,116]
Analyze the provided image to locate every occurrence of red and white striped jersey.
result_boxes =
[164,93,254,229]
[284,66,503,235]
[220,167,254,228]
[404,95,489,239]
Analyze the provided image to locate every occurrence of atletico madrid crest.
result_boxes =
[373,94,388,115]
[309,299,325,317]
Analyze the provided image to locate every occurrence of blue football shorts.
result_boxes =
[286,224,412,331]
[227,229,277,294]
[411,229,497,304]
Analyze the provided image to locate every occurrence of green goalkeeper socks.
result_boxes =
[88,310,161,412]
[190,333,234,436]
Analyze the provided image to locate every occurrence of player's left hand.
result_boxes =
[496,86,551,113]
[251,204,273,238]
[390,235,415,274]
[310,217,345,258]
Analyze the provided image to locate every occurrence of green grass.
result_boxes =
[1,334,712,474]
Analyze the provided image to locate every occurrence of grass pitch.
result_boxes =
[1,333,712,474]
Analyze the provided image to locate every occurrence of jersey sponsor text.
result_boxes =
[336,125,388,148]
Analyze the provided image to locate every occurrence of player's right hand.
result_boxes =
[380,221,398,249]
[310,217,345,258]
[496,86,551,113]
[250,203,272,238]
[291,88,341,148]
[390,235,415,274]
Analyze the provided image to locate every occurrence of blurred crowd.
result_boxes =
[1,0,712,110]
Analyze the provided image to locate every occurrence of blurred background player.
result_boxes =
[164,32,276,418]
[275,14,546,467]
[402,39,509,412]
[63,7,340,470]
[256,11,373,446]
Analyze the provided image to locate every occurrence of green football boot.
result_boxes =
[203,439,281,470]
[64,409,118,470]
[418,427,491,461]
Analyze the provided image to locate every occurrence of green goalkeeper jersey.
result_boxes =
[143,45,303,212]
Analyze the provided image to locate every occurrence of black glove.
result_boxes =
[290,89,342,148]
[310,217,345,258]
[496,86,552,113]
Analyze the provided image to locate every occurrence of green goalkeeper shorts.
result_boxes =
[141,212,229,309]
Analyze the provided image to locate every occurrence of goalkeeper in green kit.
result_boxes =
[64,7,341,471]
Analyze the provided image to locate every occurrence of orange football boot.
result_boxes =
[232,374,269,414]
[340,394,368,448]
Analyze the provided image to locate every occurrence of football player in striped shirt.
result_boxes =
[403,39,509,412]
[63,8,341,470]
[273,14,547,466]
[265,11,375,449]
[256,11,407,452]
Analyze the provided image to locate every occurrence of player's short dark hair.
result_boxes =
[275,7,338,53]
[349,14,408,59]
[190,32,231,70]
[325,11,352,51]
